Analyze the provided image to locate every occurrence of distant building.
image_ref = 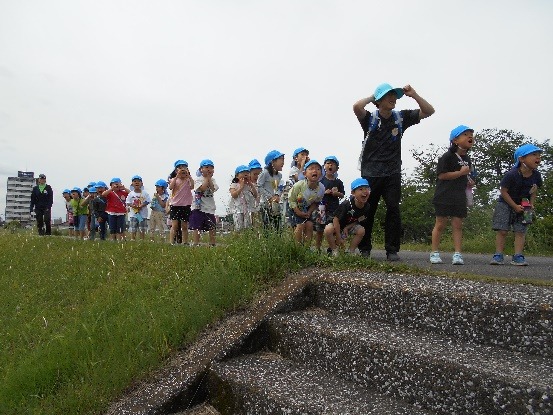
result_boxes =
[5,171,35,226]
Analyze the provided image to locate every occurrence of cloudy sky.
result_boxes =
[1,0,552,219]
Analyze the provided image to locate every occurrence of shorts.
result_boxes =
[189,210,216,232]
[129,216,148,232]
[341,223,363,239]
[433,203,467,219]
[290,212,313,227]
[74,214,87,231]
[314,214,335,232]
[108,214,126,234]
[492,201,528,234]
[170,205,191,222]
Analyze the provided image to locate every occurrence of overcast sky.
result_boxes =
[1,0,552,219]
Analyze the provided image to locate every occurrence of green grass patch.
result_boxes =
[0,230,311,414]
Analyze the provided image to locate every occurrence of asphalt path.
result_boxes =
[368,250,553,282]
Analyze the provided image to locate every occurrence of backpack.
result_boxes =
[357,110,403,170]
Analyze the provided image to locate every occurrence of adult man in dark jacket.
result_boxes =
[30,173,54,235]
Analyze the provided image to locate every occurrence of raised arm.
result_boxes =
[402,85,435,119]
[353,95,375,121]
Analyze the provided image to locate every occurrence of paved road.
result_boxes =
[368,250,553,282]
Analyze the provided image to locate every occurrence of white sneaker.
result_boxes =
[452,252,464,265]
[332,249,339,257]
[429,251,443,264]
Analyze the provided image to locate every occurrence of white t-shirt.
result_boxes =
[192,176,219,214]
[126,190,151,219]
[228,182,256,214]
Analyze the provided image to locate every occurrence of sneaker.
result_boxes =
[490,253,504,265]
[359,250,371,258]
[510,254,528,266]
[386,252,400,262]
[452,252,464,265]
[332,249,339,257]
[429,251,443,264]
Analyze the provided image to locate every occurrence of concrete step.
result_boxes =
[266,309,553,415]
[310,272,553,357]
[173,403,221,415]
[207,352,435,415]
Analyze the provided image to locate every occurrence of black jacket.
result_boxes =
[30,184,54,211]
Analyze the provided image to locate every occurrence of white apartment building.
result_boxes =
[5,171,35,226]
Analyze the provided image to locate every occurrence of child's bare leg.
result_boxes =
[294,223,305,243]
[193,230,200,244]
[208,228,216,245]
[181,222,189,244]
[324,224,337,250]
[170,219,178,243]
[315,231,324,250]
[495,230,508,253]
[514,231,526,254]
[451,216,463,252]
[349,226,365,252]
[304,221,314,245]
[431,216,448,252]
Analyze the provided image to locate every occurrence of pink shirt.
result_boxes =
[170,177,193,206]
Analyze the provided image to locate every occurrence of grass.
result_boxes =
[0,230,311,414]
[1,227,550,414]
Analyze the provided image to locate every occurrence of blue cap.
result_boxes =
[248,159,262,170]
[374,83,404,100]
[351,178,370,191]
[87,181,96,187]
[324,155,340,166]
[174,159,188,168]
[450,125,474,141]
[303,159,321,170]
[264,150,285,166]
[110,177,122,184]
[293,147,309,158]
[88,186,97,193]
[131,175,142,181]
[200,159,214,168]
[155,179,168,188]
[95,181,107,188]
[62,189,71,194]
[71,187,82,193]
[514,143,543,167]
[235,165,250,175]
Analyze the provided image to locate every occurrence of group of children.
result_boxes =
[58,138,543,265]
[430,126,543,266]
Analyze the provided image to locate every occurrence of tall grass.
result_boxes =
[0,230,311,414]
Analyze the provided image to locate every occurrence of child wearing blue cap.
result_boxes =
[189,159,219,246]
[258,150,285,231]
[102,178,130,241]
[69,187,88,240]
[288,147,310,184]
[92,182,108,240]
[168,161,194,245]
[430,125,475,265]
[324,178,371,256]
[62,189,75,237]
[149,179,169,241]
[288,160,325,244]
[229,165,258,231]
[490,144,543,266]
[248,159,263,227]
[126,175,151,241]
[314,156,345,252]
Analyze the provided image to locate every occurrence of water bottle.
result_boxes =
[194,191,203,208]
[521,198,532,224]
[318,201,326,224]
